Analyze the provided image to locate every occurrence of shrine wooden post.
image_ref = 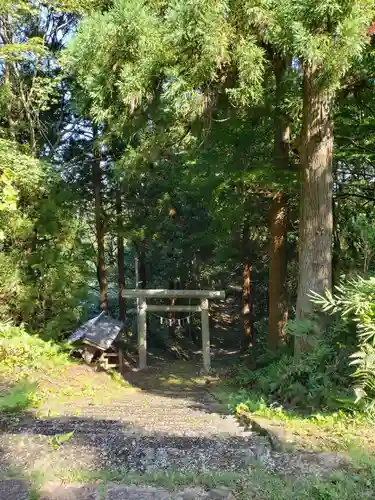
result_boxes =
[122,289,225,373]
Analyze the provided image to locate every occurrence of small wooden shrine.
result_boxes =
[69,312,123,370]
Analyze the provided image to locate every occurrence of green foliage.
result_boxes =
[0,0,374,443]
[231,341,353,411]
[312,277,375,408]
[48,431,75,449]
[0,322,70,413]
[0,323,69,373]
[247,0,373,90]
[65,0,166,126]
[0,139,92,337]
[0,381,36,413]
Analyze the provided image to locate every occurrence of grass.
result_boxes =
[222,390,375,454]
[0,323,136,416]
[2,462,375,500]
[206,358,375,456]
[57,464,375,500]
[60,468,244,490]
[0,381,37,413]
[235,465,375,500]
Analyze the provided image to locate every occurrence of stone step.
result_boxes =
[1,427,266,475]
[43,390,224,409]
[42,401,228,418]
[13,420,246,438]
[10,403,246,439]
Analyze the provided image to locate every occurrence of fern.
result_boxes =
[311,277,375,406]
[350,345,375,403]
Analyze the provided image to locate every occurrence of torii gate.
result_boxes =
[122,289,225,373]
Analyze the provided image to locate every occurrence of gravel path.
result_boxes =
[0,363,346,499]
[0,382,267,477]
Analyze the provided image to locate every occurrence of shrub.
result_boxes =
[311,276,375,410]
[231,344,353,411]
[230,313,356,412]
[0,322,69,373]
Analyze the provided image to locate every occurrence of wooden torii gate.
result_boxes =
[122,289,225,373]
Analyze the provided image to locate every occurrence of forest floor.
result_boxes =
[0,359,374,499]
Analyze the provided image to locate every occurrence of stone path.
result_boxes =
[0,363,346,499]
[0,365,263,498]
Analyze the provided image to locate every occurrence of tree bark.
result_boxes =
[92,157,108,312]
[268,192,288,350]
[242,219,253,351]
[116,188,126,321]
[295,64,333,354]
[137,240,147,289]
[268,54,290,350]
[4,64,15,141]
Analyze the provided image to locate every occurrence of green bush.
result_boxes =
[0,322,69,373]
[311,276,375,410]
[230,313,357,412]
[230,276,375,416]
[232,346,353,411]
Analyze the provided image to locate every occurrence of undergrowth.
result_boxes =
[0,322,70,375]
[221,285,375,453]
[229,337,355,414]
[223,344,375,452]
[0,381,37,412]
[0,321,133,414]
[0,322,71,412]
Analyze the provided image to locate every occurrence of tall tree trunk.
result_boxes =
[268,54,290,350]
[4,64,15,141]
[138,241,147,289]
[268,193,288,350]
[1,19,16,141]
[332,199,341,286]
[242,219,253,352]
[295,64,333,354]
[92,157,108,312]
[116,188,125,321]
[332,180,343,286]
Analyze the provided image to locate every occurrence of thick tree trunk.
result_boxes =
[92,157,108,312]
[116,188,126,321]
[242,219,253,351]
[268,55,290,350]
[295,64,333,354]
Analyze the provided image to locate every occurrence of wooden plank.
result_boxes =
[122,289,225,299]
[82,340,106,351]
[138,297,147,370]
[146,305,201,312]
[201,298,211,374]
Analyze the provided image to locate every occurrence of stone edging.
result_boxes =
[235,406,292,451]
